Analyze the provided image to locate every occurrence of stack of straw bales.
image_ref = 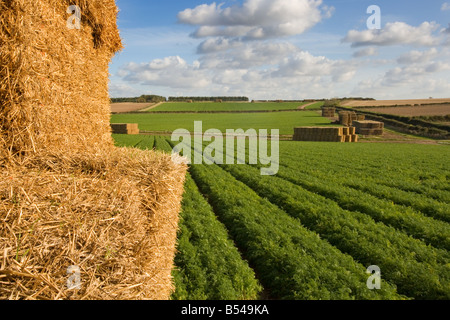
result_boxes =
[1,0,187,300]
[353,120,384,136]
[357,114,366,121]
[111,123,140,135]
[321,107,336,118]
[293,127,358,143]
[338,111,366,126]
[338,111,358,126]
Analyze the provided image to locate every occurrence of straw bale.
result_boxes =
[0,148,187,300]
[0,0,123,158]
[111,124,140,135]
[293,127,350,142]
[358,128,384,136]
[0,0,188,300]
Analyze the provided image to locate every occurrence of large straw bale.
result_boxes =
[0,0,123,159]
[0,149,187,300]
[0,0,188,300]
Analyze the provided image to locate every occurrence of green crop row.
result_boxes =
[152,137,262,300]
[275,158,450,250]
[172,173,262,300]
[278,143,450,224]
[112,134,154,150]
[220,163,450,299]
[280,142,450,199]
[188,162,405,300]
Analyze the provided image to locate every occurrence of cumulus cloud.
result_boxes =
[178,0,332,40]
[396,48,438,64]
[354,48,450,91]
[272,51,357,83]
[118,56,211,89]
[352,47,378,58]
[442,2,450,11]
[343,22,441,47]
[383,62,450,86]
[443,23,450,34]
[199,41,299,69]
[109,83,142,98]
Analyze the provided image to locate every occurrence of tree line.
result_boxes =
[110,95,167,103]
[168,96,250,102]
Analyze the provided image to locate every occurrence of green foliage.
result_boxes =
[112,134,154,149]
[111,134,449,300]
[111,94,166,103]
[172,174,262,300]
[323,99,340,108]
[188,162,404,300]
[220,163,449,299]
[152,137,262,300]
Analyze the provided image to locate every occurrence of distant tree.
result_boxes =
[323,99,340,108]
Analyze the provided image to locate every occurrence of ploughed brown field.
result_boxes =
[344,98,450,107]
[360,104,450,117]
[110,102,154,113]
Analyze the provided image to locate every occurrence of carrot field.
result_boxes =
[112,134,450,300]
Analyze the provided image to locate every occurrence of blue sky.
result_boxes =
[109,0,450,100]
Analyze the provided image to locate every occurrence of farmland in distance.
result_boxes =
[111,104,450,300]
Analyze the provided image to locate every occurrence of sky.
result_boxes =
[109,0,450,100]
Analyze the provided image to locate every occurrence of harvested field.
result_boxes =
[110,103,155,113]
[344,99,450,107]
[360,105,450,117]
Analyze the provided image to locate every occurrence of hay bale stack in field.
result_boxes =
[321,107,336,118]
[353,120,384,136]
[0,0,187,300]
[293,127,357,143]
[338,111,358,126]
[111,123,140,135]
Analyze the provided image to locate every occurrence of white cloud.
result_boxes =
[353,47,378,58]
[113,3,450,100]
[178,0,332,40]
[109,83,142,98]
[442,2,450,11]
[118,56,211,89]
[199,41,299,69]
[343,22,441,47]
[396,48,438,64]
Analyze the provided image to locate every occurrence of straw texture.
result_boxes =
[1,0,188,300]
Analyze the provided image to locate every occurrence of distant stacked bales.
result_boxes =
[338,111,365,126]
[111,123,140,135]
[322,107,336,117]
[353,121,384,136]
[293,127,358,142]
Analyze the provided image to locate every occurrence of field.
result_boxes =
[344,98,450,107]
[110,102,155,113]
[110,101,450,300]
[360,104,450,117]
[111,110,331,135]
[148,101,309,112]
[111,126,450,300]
